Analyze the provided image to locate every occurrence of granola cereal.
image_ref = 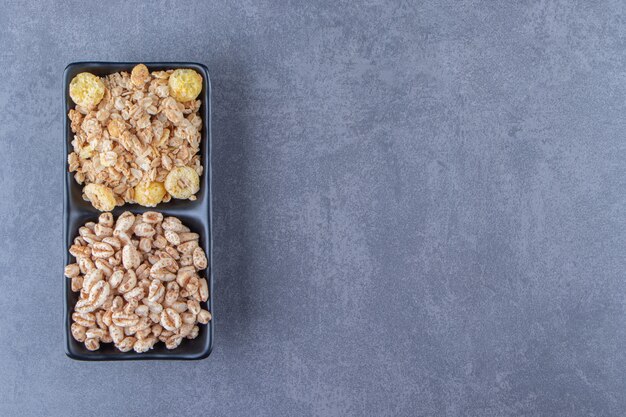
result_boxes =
[66,212,210,353]
[83,183,116,212]
[67,65,204,210]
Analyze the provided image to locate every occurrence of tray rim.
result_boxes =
[63,61,214,361]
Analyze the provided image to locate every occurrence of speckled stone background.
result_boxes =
[1,0,625,416]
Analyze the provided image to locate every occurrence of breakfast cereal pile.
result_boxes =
[67,64,204,211]
[65,212,211,353]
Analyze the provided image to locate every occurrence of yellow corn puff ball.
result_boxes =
[134,181,166,207]
[165,166,200,199]
[69,73,105,108]
[168,69,202,102]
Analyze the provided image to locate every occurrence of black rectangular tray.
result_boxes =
[63,62,213,360]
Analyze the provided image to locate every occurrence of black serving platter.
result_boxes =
[63,62,213,360]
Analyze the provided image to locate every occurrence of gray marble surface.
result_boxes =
[1,1,625,416]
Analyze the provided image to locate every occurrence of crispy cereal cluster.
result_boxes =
[67,65,203,211]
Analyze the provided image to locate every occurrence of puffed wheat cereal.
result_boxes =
[67,212,210,353]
